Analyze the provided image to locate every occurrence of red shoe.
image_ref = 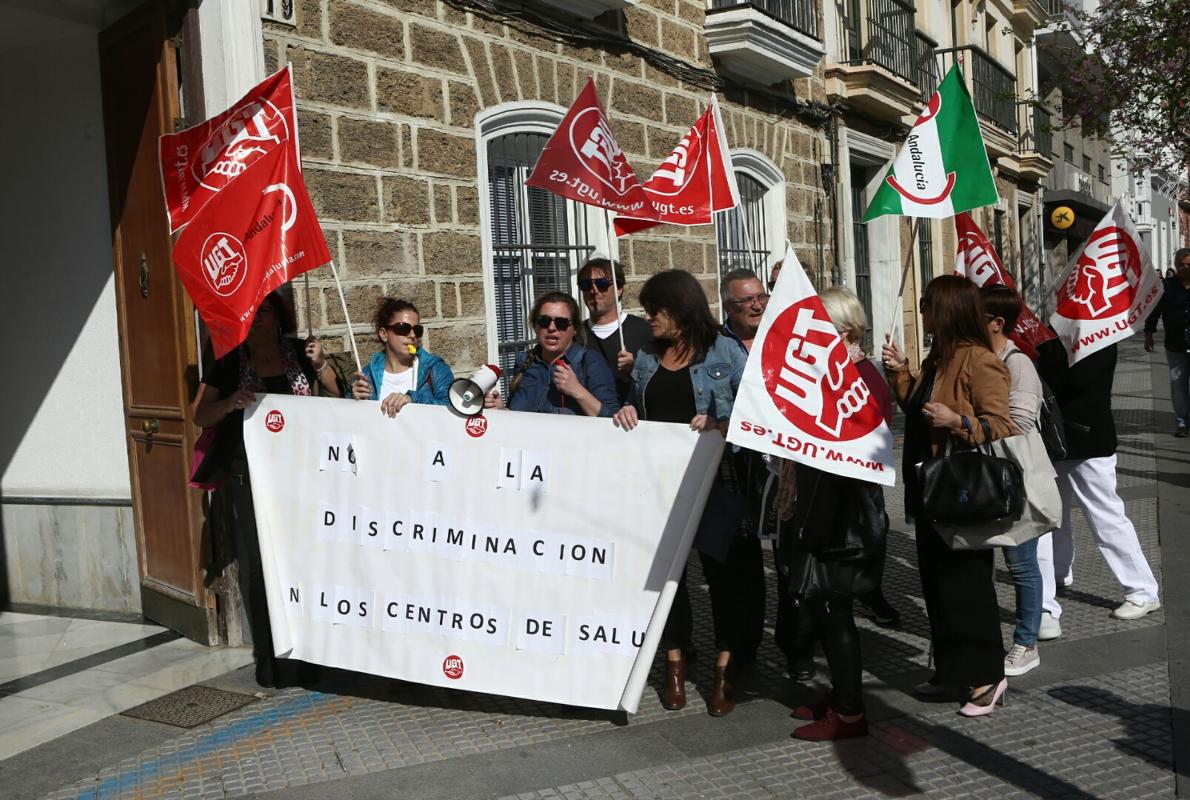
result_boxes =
[790,699,829,721]
[792,708,868,741]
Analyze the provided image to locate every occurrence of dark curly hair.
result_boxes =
[372,297,420,334]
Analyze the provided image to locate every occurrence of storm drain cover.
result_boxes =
[121,685,256,728]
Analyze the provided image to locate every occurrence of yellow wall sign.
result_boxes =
[1050,206,1075,230]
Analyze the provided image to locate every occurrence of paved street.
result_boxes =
[3,338,1185,800]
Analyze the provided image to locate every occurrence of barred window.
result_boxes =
[715,150,784,295]
[918,218,935,296]
[478,106,608,393]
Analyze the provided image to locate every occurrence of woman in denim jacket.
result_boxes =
[613,269,747,716]
[351,298,454,414]
[488,292,618,417]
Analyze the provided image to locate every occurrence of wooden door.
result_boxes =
[100,2,215,643]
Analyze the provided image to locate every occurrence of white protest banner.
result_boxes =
[1051,201,1164,365]
[726,244,895,485]
[243,397,723,712]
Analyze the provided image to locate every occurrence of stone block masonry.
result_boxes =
[265,0,830,377]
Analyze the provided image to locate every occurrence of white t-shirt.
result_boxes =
[380,367,415,400]
[590,312,627,340]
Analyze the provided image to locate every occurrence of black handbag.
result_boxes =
[917,417,1025,524]
[1007,350,1067,461]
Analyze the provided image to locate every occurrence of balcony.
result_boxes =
[913,29,939,102]
[536,0,638,19]
[1017,104,1055,183]
[826,0,924,121]
[936,46,1018,135]
[705,1,825,86]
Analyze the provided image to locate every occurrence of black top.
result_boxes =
[1144,277,1190,353]
[195,340,316,480]
[584,314,654,404]
[1037,338,1117,460]
[902,365,936,518]
[644,364,695,424]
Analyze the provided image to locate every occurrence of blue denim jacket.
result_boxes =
[507,342,618,416]
[628,334,746,421]
[360,348,454,406]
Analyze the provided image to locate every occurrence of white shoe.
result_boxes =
[1003,644,1040,676]
[1038,612,1062,641]
[1111,600,1161,620]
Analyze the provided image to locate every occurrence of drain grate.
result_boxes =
[121,685,257,728]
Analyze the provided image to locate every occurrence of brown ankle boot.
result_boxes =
[709,665,736,716]
[662,658,686,710]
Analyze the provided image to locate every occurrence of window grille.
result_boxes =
[486,132,595,393]
[716,172,772,288]
[918,219,934,297]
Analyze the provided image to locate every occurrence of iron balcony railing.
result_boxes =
[709,0,820,41]
[842,0,916,82]
[913,29,939,102]
[935,45,1018,134]
[1032,104,1053,156]
[1043,0,1067,17]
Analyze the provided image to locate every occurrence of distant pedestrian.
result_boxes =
[1143,248,1190,437]
[1035,342,1161,637]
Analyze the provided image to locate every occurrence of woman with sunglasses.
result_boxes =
[612,269,748,717]
[352,298,453,414]
[490,292,617,416]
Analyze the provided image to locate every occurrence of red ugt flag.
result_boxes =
[172,145,330,357]
[614,95,740,236]
[525,78,655,218]
[952,212,1056,359]
[159,65,297,232]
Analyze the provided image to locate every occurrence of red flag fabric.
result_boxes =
[1050,201,1164,365]
[525,78,654,217]
[952,212,1056,358]
[159,65,297,233]
[614,95,740,236]
[172,145,330,357]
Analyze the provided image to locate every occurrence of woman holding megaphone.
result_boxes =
[351,298,454,414]
[485,291,617,416]
[612,269,748,717]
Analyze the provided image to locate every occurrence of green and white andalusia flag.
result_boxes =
[864,65,998,221]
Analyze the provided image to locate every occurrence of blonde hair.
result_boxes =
[819,286,867,345]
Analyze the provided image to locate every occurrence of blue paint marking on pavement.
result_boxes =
[78,692,337,800]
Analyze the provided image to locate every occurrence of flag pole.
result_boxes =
[601,207,627,355]
[328,259,363,374]
[888,217,921,342]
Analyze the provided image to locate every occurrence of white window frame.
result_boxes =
[715,149,785,298]
[838,128,898,344]
[474,102,617,369]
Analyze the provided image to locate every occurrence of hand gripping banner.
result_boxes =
[1050,201,1164,365]
[159,65,298,232]
[953,212,1056,358]
[525,77,655,217]
[726,243,895,485]
[172,145,331,357]
[613,95,740,236]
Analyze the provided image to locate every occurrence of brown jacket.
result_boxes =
[888,342,1019,454]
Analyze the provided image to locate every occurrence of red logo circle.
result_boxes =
[442,655,464,680]
[198,232,248,297]
[264,410,285,432]
[1056,226,1143,321]
[568,106,636,197]
[465,416,488,438]
[760,299,884,443]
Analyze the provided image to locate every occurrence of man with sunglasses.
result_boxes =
[579,258,653,404]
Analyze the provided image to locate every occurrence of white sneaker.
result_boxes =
[1004,644,1040,676]
[1111,600,1161,620]
[1038,612,1062,641]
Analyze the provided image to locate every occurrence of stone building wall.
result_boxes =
[261,0,831,375]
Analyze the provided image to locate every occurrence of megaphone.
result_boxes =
[448,365,502,417]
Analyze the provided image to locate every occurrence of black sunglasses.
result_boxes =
[534,315,573,331]
[579,277,613,292]
[383,321,424,337]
